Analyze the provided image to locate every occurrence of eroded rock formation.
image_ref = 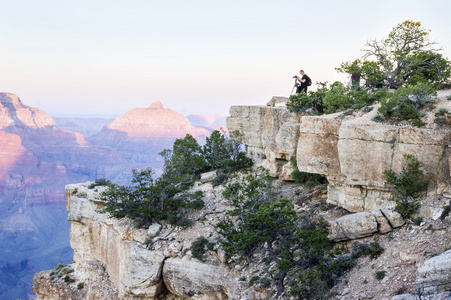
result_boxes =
[227,102,451,213]
[33,182,240,299]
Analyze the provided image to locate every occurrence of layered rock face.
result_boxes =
[0,93,54,128]
[227,104,450,212]
[33,183,239,299]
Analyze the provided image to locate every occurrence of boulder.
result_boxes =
[147,223,162,238]
[163,257,236,299]
[266,96,289,107]
[417,250,451,293]
[380,208,405,228]
[328,212,378,241]
[200,170,218,183]
[372,209,392,234]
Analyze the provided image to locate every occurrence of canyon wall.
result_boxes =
[33,182,241,300]
[227,103,450,212]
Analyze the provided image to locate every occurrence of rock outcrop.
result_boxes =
[417,249,451,293]
[33,182,239,299]
[227,102,451,213]
[0,93,55,128]
[328,209,404,241]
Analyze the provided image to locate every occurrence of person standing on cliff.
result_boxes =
[295,70,310,94]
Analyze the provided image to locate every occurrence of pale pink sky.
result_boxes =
[0,0,450,117]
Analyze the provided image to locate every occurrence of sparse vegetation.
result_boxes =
[378,83,436,121]
[191,236,209,261]
[413,216,423,226]
[212,172,229,187]
[289,21,450,121]
[351,238,384,260]
[88,178,112,189]
[384,154,429,218]
[64,275,75,283]
[412,118,426,127]
[144,238,154,250]
[100,131,253,228]
[216,172,350,298]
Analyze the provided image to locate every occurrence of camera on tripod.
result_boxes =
[292,75,297,78]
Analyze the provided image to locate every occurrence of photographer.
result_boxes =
[295,70,309,94]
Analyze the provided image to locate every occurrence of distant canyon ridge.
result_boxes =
[0,92,225,300]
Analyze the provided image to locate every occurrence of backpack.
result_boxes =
[306,76,312,86]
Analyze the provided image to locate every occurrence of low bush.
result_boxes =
[88,178,112,189]
[212,173,229,187]
[351,238,384,260]
[288,81,387,115]
[216,173,347,298]
[64,275,75,283]
[375,270,386,280]
[378,83,436,120]
[176,216,194,228]
[367,237,384,259]
[412,118,426,127]
[384,154,429,218]
[191,236,209,261]
[413,216,423,226]
[144,238,154,250]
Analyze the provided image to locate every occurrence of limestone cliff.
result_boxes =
[227,96,451,213]
[33,182,243,300]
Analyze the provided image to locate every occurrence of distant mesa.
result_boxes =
[101,101,210,138]
[0,93,55,128]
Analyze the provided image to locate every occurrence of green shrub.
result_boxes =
[64,275,75,283]
[435,108,449,116]
[440,201,451,220]
[144,238,154,250]
[412,118,426,127]
[101,135,209,228]
[216,173,344,298]
[378,83,436,120]
[351,239,384,260]
[288,81,386,115]
[191,236,209,261]
[351,241,370,259]
[259,277,271,288]
[334,255,357,275]
[367,237,384,259]
[372,114,384,122]
[77,282,84,289]
[435,116,448,126]
[176,216,194,228]
[206,242,215,251]
[88,178,112,189]
[202,130,233,170]
[384,154,429,218]
[375,270,386,280]
[212,173,229,187]
[413,216,423,226]
[249,276,260,287]
[288,83,328,114]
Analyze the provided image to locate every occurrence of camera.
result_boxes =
[293,75,297,78]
